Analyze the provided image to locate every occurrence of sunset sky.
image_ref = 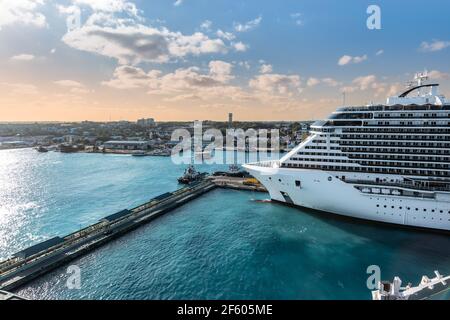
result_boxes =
[0,0,449,122]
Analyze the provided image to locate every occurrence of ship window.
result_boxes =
[295,180,301,187]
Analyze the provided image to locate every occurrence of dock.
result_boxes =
[208,176,267,192]
[0,180,217,291]
[0,173,268,292]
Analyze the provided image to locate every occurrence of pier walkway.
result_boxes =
[0,180,217,291]
[0,173,268,292]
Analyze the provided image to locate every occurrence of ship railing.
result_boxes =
[346,179,450,192]
[246,160,280,168]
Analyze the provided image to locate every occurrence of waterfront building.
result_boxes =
[104,140,151,150]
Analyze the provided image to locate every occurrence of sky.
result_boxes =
[0,0,449,122]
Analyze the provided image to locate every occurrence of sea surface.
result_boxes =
[0,148,449,300]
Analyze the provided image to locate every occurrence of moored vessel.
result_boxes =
[244,72,450,232]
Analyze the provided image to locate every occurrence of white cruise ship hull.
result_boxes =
[243,164,450,232]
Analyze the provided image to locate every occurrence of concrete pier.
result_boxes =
[0,173,268,292]
[209,175,267,192]
[0,180,217,291]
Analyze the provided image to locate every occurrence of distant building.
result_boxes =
[137,118,155,126]
[104,140,150,150]
[63,135,82,144]
[228,113,233,128]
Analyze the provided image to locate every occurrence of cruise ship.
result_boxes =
[243,72,450,232]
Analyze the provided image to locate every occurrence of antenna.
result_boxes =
[414,70,429,86]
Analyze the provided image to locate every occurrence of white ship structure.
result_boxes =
[244,72,450,232]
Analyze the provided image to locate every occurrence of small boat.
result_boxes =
[213,165,249,178]
[36,146,49,153]
[59,144,83,153]
[132,151,148,157]
[178,165,208,184]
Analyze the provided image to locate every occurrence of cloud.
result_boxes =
[420,40,450,52]
[0,0,47,30]
[307,78,320,87]
[54,79,90,94]
[62,24,228,64]
[173,0,183,6]
[352,75,376,90]
[233,42,248,52]
[321,78,340,87]
[290,12,303,26]
[10,54,35,61]
[428,70,450,80]
[216,29,235,41]
[54,80,85,88]
[200,20,212,31]
[101,65,162,89]
[72,0,139,16]
[58,3,235,65]
[0,82,39,95]
[338,54,368,66]
[102,62,303,107]
[376,49,384,56]
[234,16,262,32]
[238,61,250,70]
[102,60,233,91]
[307,77,340,87]
[259,64,273,74]
[209,60,234,82]
[249,73,301,96]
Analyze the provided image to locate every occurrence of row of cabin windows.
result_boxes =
[368,121,449,126]
[376,204,450,214]
[281,163,450,176]
[290,157,450,169]
[299,150,450,161]
[342,128,450,134]
[347,154,450,163]
[341,134,450,141]
[374,113,450,119]
[305,146,339,150]
[339,140,450,148]
[342,147,450,155]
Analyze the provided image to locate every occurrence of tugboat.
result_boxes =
[178,165,208,184]
[213,165,249,178]
[132,150,148,157]
[36,146,49,153]
[59,144,83,153]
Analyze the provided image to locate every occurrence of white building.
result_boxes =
[104,140,150,150]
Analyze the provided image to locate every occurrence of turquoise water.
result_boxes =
[1,149,449,300]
